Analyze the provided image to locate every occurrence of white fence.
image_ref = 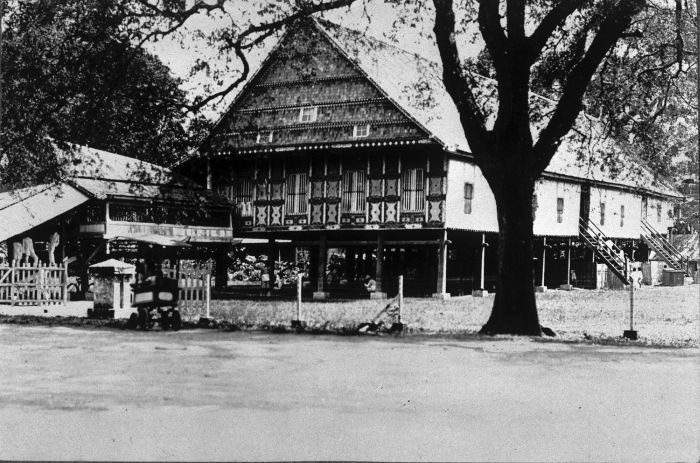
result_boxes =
[0,262,68,306]
[161,261,211,315]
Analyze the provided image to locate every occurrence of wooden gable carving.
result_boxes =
[207,20,430,153]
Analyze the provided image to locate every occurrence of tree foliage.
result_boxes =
[0,0,207,189]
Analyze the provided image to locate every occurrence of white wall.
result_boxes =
[588,186,642,239]
[445,158,498,232]
[644,195,675,232]
[532,180,580,237]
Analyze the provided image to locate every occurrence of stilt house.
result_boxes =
[186,18,683,298]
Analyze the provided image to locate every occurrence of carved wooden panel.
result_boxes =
[369,202,382,223]
[385,178,398,197]
[428,200,444,223]
[428,177,443,196]
[271,182,283,201]
[326,202,339,224]
[256,205,268,226]
[369,179,383,197]
[326,179,340,198]
[311,180,324,198]
[311,203,324,224]
[384,202,398,223]
[270,205,283,225]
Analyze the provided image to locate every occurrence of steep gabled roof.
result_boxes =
[315,19,680,199]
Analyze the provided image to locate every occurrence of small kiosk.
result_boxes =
[88,259,136,318]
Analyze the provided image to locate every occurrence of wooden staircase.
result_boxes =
[641,220,687,274]
[578,217,630,284]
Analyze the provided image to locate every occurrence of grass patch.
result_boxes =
[200,285,699,347]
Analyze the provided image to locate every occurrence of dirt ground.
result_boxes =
[0,326,697,461]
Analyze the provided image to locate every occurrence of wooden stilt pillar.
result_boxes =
[371,232,387,299]
[266,239,276,295]
[432,229,450,299]
[560,237,574,290]
[536,236,547,292]
[472,233,489,297]
[313,232,329,300]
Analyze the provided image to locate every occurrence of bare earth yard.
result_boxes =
[194,285,699,347]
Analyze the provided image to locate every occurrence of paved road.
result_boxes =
[0,326,697,461]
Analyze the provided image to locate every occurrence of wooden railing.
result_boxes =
[0,262,68,306]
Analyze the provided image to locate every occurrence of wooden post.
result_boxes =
[371,232,386,299]
[432,229,449,299]
[623,278,638,340]
[536,237,548,292]
[313,232,328,300]
[296,273,302,321]
[472,234,488,297]
[205,273,211,319]
[398,275,403,324]
[560,238,574,291]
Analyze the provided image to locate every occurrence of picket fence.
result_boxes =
[161,261,211,314]
[0,261,68,306]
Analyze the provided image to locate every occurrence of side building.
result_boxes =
[185,17,682,298]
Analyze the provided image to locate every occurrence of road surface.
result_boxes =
[0,325,697,461]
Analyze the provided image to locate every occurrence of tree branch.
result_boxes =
[478,0,508,77]
[532,0,645,173]
[184,0,358,113]
[432,0,492,156]
[526,0,586,64]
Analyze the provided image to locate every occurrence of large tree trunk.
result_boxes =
[480,173,542,336]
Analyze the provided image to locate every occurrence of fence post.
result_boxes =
[398,275,403,324]
[623,279,637,340]
[296,273,302,321]
[292,273,303,330]
[10,261,15,307]
[205,272,211,319]
[63,263,68,304]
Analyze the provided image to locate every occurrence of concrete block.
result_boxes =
[431,292,451,300]
[559,284,574,291]
[312,291,330,300]
[369,292,387,300]
[471,289,488,297]
[535,286,547,293]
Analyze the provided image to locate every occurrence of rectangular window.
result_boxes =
[298,106,318,123]
[657,203,662,223]
[401,168,425,212]
[464,183,473,214]
[341,170,366,213]
[556,197,564,224]
[600,202,606,226]
[641,196,648,221]
[620,205,625,227]
[285,172,308,215]
[217,175,253,217]
[353,124,370,138]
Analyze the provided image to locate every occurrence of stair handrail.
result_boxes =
[641,219,686,268]
[579,217,630,281]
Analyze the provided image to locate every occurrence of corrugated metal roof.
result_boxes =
[0,183,89,242]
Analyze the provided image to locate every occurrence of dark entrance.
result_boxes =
[579,184,591,222]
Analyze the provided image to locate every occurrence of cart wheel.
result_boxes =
[161,311,170,331]
[126,313,138,330]
[137,308,149,330]
[171,310,182,331]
